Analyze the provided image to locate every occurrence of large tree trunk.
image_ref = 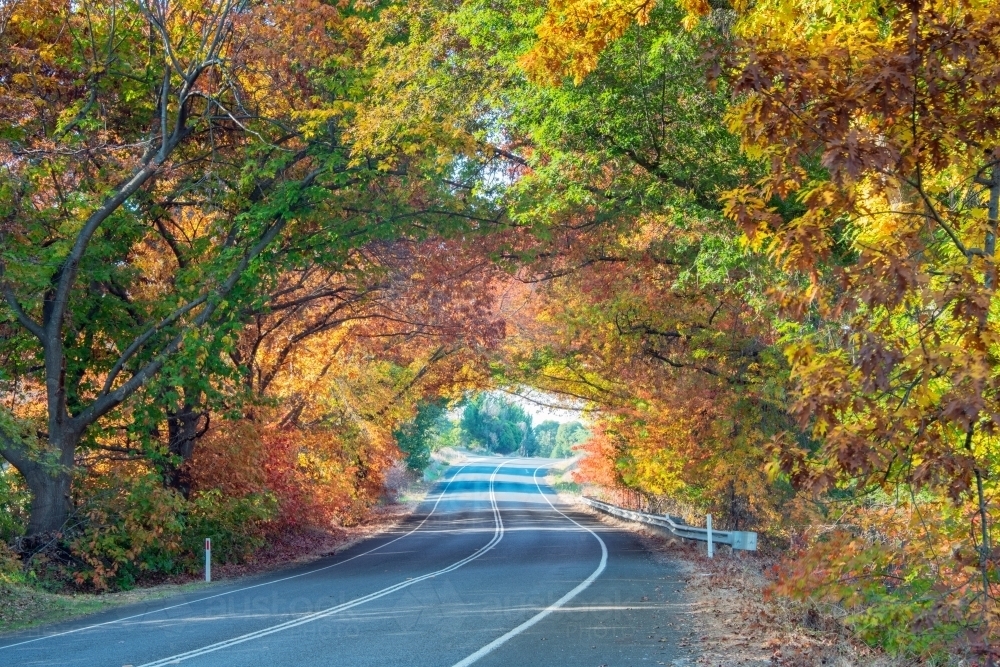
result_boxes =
[23,462,73,537]
[0,422,78,538]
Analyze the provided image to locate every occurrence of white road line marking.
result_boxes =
[0,463,474,652]
[133,462,512,667]
[449,465,608,667]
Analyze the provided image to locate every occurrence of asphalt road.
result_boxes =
[0,457,701,666]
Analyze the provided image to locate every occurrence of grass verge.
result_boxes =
[0,476,434,637]
[0,577,211,635]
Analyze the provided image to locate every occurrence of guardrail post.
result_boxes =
[706,514,713,559]
[205,538,212,582]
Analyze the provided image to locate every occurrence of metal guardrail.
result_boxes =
[581,496,757,552]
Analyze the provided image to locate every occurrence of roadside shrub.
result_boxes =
[69,470,187,590]
[66,468,277,590]
[771,496,996,662]
[181,490,277,565]
[14,412,403,591]
[0,542,21,581]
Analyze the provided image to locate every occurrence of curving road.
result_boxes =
[0,458,699,666]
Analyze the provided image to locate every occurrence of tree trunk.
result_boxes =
[164,403,209,498]
[1,422,78,538]
[23,462,73,537]
[165,404,208,498]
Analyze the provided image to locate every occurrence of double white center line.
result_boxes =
[136,462,512,667]
[448,465,608,667]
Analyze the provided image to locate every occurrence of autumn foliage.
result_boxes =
[0,0,508,590]
[3,0,1000,661]
[512,0,1000,659]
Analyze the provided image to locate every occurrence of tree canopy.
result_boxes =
[2,0,999,658]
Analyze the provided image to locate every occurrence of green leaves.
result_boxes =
[460,393,536,455]
[392,399,447,470]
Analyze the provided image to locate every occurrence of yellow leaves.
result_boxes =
[911,377,942,411]
[616,214,673,251]
[294,104,355,140]
[721,186,777,248]
[797,180,838,209]
[519,0,657,86]
[518,0,725,84]
[735,0,883,43]
[35,43,56,63]
[624,443,686,496]
[783,337,817,368]
[771,207,834,273]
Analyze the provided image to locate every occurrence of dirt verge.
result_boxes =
[559,492,904,667]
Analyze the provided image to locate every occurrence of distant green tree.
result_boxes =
[551,422,590,458]
[428,412,462,451]
[460,394,536,455]
[533,420,561,457]
[393,400,448,471]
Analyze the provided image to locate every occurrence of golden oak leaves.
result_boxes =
[518,0,734,85]
[725,0,1000,264]
[722,3,1000,643]
[519,0,658,85]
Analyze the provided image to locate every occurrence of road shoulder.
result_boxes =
[559,492,902,667]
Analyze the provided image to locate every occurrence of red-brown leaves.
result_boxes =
[724,0,1000,501]
[857,334,904,393]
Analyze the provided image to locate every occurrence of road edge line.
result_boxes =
[0,463,472,651]
[449,464,608,667]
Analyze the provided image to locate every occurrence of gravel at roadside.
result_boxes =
[559,492,903,667]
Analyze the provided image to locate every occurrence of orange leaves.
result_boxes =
[188,421,268,499]
[518,0,720,85]
[189,236,518,531]
[575,423,623,489]
[188,411,396,531]
[519,0,658,85]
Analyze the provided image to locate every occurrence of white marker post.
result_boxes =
[205,538,211,582]
[706,514,713,559]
